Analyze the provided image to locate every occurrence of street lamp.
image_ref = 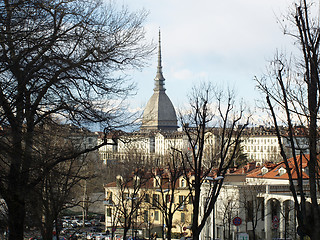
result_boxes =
[127,197,138,239]
[155,189,169,240]
[214,176,224,181]
[204,176,224,240]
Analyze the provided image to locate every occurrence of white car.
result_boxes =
[93,232,109,240]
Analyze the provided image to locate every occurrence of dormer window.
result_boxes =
[181,179,186,188]
[107,191,113,201]
[261,167,268,175]
[116,175,123,187]
[134,175,140,187]
[279,167,286,176]
[154,176,161,187]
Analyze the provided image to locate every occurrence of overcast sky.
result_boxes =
[121,0,296,114]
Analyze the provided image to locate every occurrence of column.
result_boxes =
[280,200,285,239]
[265,198,271,240]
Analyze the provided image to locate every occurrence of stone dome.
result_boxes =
[141,31,178,132]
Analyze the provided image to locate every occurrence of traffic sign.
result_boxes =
[233,217,242,226]
[272,216,279,223]
[238,233,249,240]
[272,216,279,229]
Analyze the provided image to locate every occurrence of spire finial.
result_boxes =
[158,29,162,70]
[154,29,165,92]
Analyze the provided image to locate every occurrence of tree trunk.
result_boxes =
[192,227,200,240]
[7,194,25,240]
[43,218,54,240]
[251,220,256,240]
[167,225,172,240]
[123,227,129,240]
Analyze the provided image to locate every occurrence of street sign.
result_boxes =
[272,216,279,223]
[238,233,249,240]
[233,217,242,226]
[273,222,279,229]
[272,216,279,229]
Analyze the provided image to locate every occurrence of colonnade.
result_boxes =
[264,197,296,240]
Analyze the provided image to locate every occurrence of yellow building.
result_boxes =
[104,169,194,238]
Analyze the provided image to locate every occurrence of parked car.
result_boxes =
[75,232,87,237]
[60,228,74,235]
[87,233,94,240]
[93,232,109,240]
[89,227,103,233]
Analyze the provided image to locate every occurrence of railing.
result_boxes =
[268,184,311,194]
[269,185,291,193]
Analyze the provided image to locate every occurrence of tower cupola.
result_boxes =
[141,31,178,132]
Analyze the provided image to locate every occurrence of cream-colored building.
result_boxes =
[98,126,310,167]
[200,156,314,240]
[104,171,194,239]
[241,126,309,164]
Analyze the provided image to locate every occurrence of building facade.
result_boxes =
[200,155,314,240]
[104,170,193,239]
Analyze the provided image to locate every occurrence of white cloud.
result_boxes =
[122,0,299,110]
[173,69,193,80]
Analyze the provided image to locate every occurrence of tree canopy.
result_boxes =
[0,0,153,239]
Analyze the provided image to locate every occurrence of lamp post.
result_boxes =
[127,197,137,239]
[156,189,169,240]
[204,176,224,240]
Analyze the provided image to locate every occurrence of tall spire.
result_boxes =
[154,29,165,92]
[141,30,178,132]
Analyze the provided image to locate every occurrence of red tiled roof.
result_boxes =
[238,154,319,180]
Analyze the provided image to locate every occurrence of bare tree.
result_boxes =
[0,0,152,239]
[174,217,191,238]
[0,199,7,238]
[239,184,266,240]
[28,158,88,240]
[150,152,189,240]
[216,189,238,240]
[112,170,147,240]
[24,122,101,240]
[256,1,320,238]
[176,82,249,240]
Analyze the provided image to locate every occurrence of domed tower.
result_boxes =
[141,31,178,132]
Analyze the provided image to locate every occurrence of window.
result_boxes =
[181,213,185,223]
[166,194,171,203]
[107,208,112,217]
[179,196,186,210]
[144,210,149,222]
[279,167,286,176]
[155,211,159,221]
[258,197,264,221]
[181,179,186,187]
[188,195,193,204]
[217,227,221,238]
[145,194,150,203]
[153,194,159,207]
[154,177,161,187]
[134,176,140,187]
[116,177,122,187]
[246,200,253,222]
[107,192,113,201]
